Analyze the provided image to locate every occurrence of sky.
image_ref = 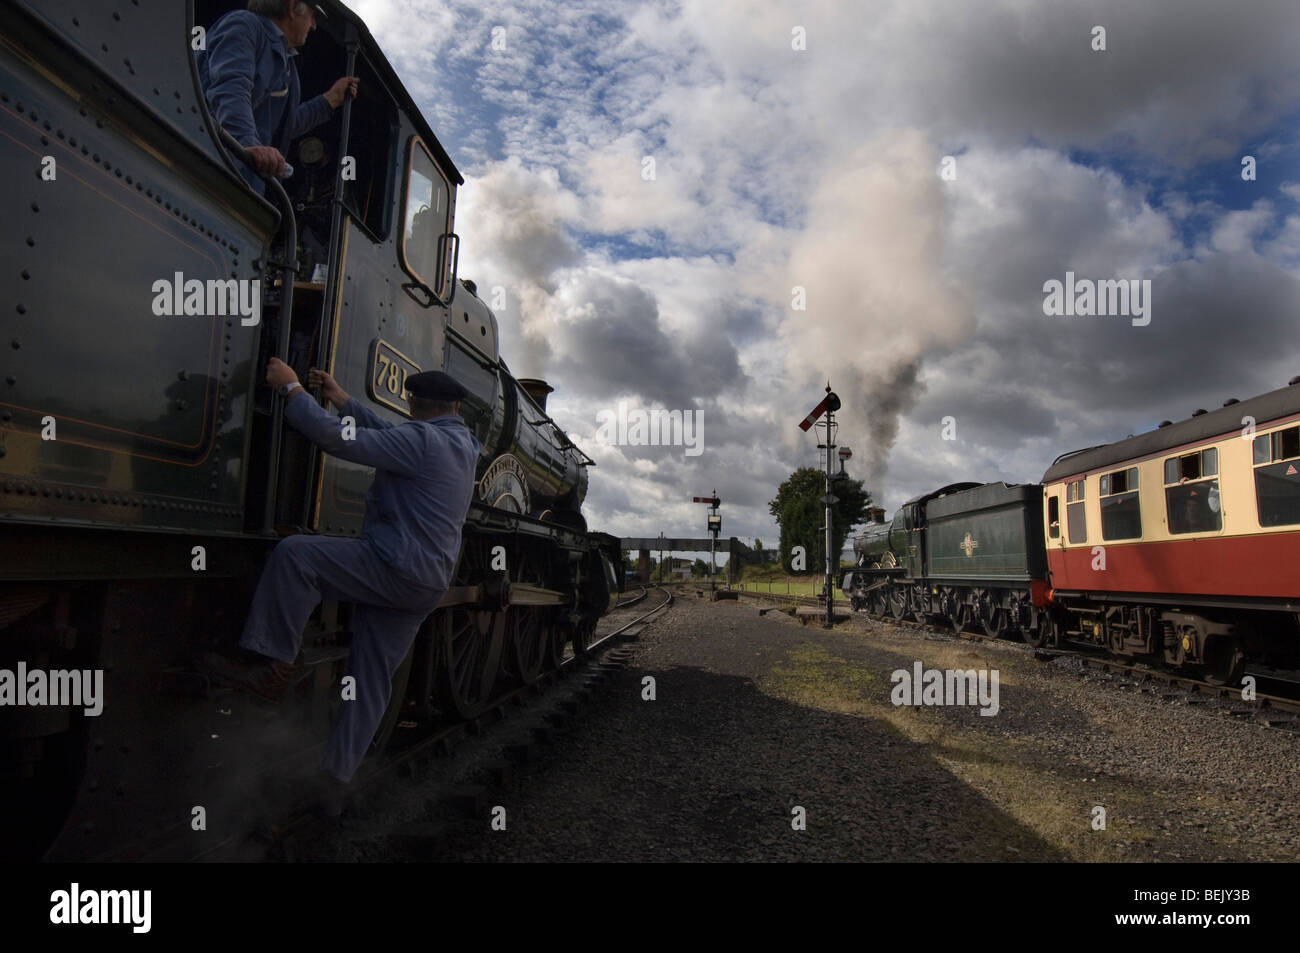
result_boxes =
[348,0,1300,553]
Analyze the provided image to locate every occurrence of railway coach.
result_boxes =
[1041,378,1300,683]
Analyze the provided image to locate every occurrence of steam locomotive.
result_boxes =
[843,378,1300,685]
[0,0,621,859]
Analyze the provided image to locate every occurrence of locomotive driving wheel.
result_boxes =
[506,549,552,686]
[438,540,506,719]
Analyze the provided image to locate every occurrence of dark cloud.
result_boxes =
[830,0,1300,163]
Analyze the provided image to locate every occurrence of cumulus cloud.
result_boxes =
[352,0,1300,543]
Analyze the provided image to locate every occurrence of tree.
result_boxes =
[692,558,709,578]
[769,467,871,574]
[753,538,765,563]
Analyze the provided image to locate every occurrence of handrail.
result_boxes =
[301,30,359,527]
[217,127,299,534]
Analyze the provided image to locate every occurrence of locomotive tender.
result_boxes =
[0,0,620,859]
[843,379,1300,685]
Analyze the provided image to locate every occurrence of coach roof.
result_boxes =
[1042,380,1300,484]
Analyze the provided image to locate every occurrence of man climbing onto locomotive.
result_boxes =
[196,1,358,191]
[205,360,479,816]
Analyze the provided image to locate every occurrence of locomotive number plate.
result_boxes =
[368,338,423,414]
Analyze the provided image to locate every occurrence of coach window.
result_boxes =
[1066,479,1087,544]
[1048,496,1061,539]
[1165,448,1221,534]
[1253,425,1300,526]
[400,138,452,300]
[1100,466,1141,540]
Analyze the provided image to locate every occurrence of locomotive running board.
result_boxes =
[437,584,567,609]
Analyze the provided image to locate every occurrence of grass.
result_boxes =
[727,563,855,597]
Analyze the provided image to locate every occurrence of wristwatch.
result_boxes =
[281,381,302,397]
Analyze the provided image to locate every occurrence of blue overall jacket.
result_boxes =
[196,11,333,191]
[285,395,481,592]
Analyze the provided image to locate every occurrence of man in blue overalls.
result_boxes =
[196,1,358,189]
[207,358,479,814]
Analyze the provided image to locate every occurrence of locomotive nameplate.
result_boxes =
[368,339,423,414]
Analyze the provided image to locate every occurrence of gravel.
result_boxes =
[306,595,1300,861]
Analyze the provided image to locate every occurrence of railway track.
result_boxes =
[206,586,676,860]
[725,585,1300,726]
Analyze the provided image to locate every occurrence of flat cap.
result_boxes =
[406,370,469,402]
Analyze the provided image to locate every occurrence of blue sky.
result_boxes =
[348,0,1300,552]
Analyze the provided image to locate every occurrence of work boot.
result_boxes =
[200,650,302,704]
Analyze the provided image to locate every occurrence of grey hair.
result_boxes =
[410,396,458,418]
[247,0,304,18]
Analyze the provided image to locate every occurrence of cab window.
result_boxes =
[400,138,452,298]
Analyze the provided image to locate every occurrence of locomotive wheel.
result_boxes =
[938,591,962,631]
[952,602,973,633]
[981,608,1008,639]
[507,606,547,685]
[437,541,505,719]
[1201,637,1246,687]
[1022,611,1055,649]
[570,618,596,656]
[888,585,908,621]
[545,620,566,669]
[439,607,505,718]
[975,590,1007,638]
[506,551,550,686]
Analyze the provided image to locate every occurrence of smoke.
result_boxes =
[455,158,583,374]
[781,129,974,494]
